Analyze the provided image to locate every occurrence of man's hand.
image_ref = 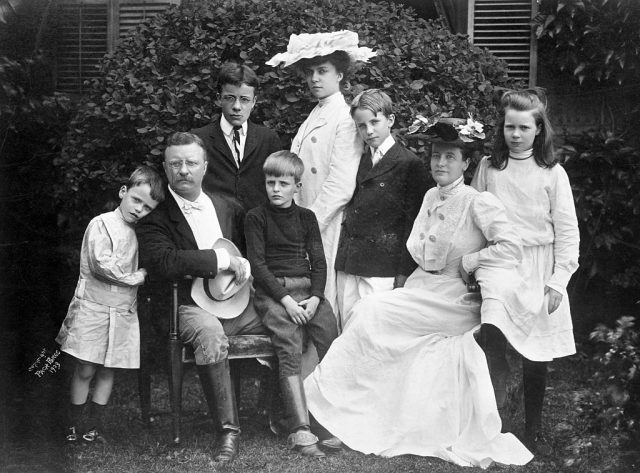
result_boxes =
[545,286,562,314]
[298,296,320,320]
[281,295,309,325]
[228,256,249,285]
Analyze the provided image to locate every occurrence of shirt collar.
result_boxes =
[370,134,395,158]
[318,91,343,108]
[437,175,465,200]
[168,185,207,209]
[220,115,248,137]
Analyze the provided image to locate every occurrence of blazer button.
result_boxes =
[429,235,436,242]
[311,136,317,143]
[354,209,359,214]
[440,196,445,201]
[438,214,445,221]
[379,182,385,187]
[311,167,317,174]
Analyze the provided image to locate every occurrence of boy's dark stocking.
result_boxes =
[522,358,550,454]
[83,401,107,443]
[280,375,325,458]
[65,402,85,442]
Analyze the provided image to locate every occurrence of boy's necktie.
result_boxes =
[232,126,242,167]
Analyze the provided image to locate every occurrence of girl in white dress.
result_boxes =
[56,167,164,444]
[303,117,533,467]
[471,88,580,453]
[267,31,375,320]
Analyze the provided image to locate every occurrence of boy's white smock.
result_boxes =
[56,209,146,368]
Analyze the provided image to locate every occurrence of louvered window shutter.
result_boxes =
[55,0,179,94]
[117,0,179,39]
[56,1,108,94]
[468,0,538,86]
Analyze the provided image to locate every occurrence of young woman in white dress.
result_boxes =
[472,88,579,453]
[267,31,375,321]
[303,117,533,467]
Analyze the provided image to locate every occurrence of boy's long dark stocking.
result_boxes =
[86,401,106,432]
[522,358,548,449]
[68,402,85,427]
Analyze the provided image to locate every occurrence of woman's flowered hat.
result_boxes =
[266,30,377,68]
[408,114,486,146]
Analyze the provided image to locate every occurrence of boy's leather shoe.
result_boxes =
[319,436,343,453]
[214,429,239,464]
[287,430,325,458]
[82,429,107,444]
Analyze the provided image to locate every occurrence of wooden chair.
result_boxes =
[138,282,277,444]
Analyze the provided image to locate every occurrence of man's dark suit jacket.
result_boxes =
[136,189,245,307]
[334,142,429,278]
[192,115,282,211]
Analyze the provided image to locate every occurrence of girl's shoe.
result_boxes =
[82,429,107,444]
[65,426,78,443]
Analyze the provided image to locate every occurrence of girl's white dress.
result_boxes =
[472,156,580,361]
[304,178,533,467]
[291,91,363,315]
[56,209,146,368]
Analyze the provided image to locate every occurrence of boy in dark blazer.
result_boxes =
[335,89,429,327]
[192,62,282,212]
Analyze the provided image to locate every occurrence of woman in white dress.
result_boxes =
[303,117,534,467]
[267,31,375,319]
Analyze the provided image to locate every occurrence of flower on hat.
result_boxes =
[266,30,377,68]
[455,114,485,142]
[407,113,485,143]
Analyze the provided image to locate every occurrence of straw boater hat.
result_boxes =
[266,30,377,68]
[191,238,252,320]
[408,114,486,147]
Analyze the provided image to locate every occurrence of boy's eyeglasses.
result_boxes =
[219,95,254,106]
[167,160,201,170]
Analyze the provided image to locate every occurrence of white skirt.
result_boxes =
[304,269,532,468]
[481,244,576,361]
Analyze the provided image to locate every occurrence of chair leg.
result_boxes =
[168,339,184,445]
[138,365,151,426]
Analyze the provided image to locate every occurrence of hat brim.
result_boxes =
[191,275,252,319]
[190,237,252,319]
[266,30,376,68]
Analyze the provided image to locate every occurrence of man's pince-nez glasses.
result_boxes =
[167,160,201,170]
[219,94,254,106]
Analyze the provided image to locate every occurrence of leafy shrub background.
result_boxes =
[56,0,517,226]
[576,316,640,446]
[562,131,640,304]
[534,0,640,86]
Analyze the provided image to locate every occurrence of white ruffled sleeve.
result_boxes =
[470,156,490,192]
[546,165,580,292]
[461,192,522,273]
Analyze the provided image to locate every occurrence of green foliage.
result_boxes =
[56,0,517,222]
[534,0,640,86]
[562,131,640,292]
[577,316,640,442]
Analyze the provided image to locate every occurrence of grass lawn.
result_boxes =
[2,349,635,473]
